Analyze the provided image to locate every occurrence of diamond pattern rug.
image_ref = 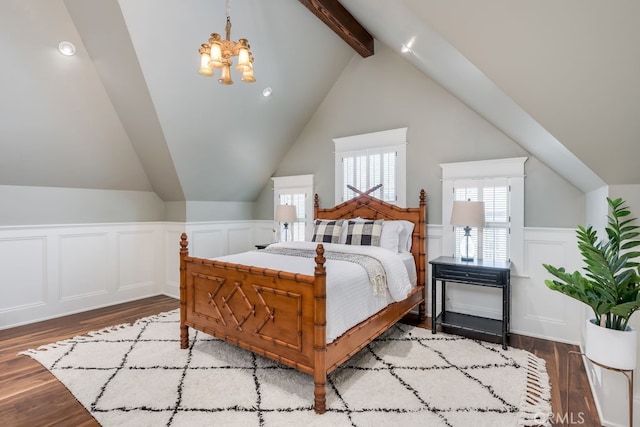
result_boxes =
[20,310,552,426]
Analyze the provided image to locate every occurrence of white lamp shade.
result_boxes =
[275,205,297,223]
[236,46,251,72]
[198,51,213,76]
[450,201,485,228]
[209,41,223,68]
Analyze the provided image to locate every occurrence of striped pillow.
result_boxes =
[346,219,384,246]
[311,219,344,243]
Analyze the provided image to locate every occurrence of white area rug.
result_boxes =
[20,310,551,426]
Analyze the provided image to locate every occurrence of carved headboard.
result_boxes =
[313,188,426,287]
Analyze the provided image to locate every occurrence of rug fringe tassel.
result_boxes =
[518,353,552,426]
[18,309,178,356]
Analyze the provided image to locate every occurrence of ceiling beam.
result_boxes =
[298,0,374,58]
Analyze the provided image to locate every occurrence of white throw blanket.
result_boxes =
[263,245,388,295]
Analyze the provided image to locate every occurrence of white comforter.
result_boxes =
[215,241,415,342]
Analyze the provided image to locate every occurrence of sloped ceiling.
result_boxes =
[342,0,639,191]
[1,0,638,204]
[408,0,640,186]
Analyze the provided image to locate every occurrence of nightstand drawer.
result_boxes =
[432,264,506,286]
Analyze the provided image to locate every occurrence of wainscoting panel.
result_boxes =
[190,229,224,259]
[3,221,585,349]
[163,227,184,298]
[116,230,157,294]
[0,236,47,312]
[513,228,582,344]
[254,221,276,246]
[0,224,166,329]
[227,226,253,255]
[58,232,110,302]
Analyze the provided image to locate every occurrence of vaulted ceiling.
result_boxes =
[1,0,638,203]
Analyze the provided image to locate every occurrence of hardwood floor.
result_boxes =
[1,296,600,426]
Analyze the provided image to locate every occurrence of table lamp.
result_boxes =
[275,204,297,242]
[450,200,485,261]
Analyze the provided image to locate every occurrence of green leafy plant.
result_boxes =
[543,197,640,331]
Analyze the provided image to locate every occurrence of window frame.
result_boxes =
[272,175,314,241]
[441,157,527,276]
[334,127,407,207]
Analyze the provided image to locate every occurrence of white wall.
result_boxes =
[2,218,582,347]
[0,185,165,225]
[0,222,166,328]
[255,42,585,228]
[0,220,274,329]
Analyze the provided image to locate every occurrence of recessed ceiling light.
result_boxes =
[58,41,76,56]
[262,87,273,97]
[400,44,412,54]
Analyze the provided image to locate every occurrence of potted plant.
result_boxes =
[543,197,640,370]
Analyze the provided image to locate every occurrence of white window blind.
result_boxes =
[341,148,397,203]
[333,127,407,207]
[453,178,510,261]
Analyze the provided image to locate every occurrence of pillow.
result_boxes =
[311,219,344,243]
[397,220,415,252]
[339,216,363,244]
[379,220,402,252]
[345,219,383,246]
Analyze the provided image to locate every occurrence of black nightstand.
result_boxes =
[430,256,511,349]
[255,243,271,250]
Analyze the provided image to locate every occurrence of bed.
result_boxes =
[179,188,426,413]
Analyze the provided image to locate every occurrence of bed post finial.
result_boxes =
[420,189,426,206]
[314,193,320,208]
[179,233,189,349]
[180,233,189,254]
[314,244,326,273]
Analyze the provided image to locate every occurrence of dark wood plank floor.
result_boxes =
[0,296,600,426]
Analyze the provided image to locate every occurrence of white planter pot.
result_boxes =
[585,318,638,370]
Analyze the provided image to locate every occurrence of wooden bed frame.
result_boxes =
[179,189,426,413]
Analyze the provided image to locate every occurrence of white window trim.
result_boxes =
[333,127,407,207]
[440,157,527,277]
[272,175,314,241]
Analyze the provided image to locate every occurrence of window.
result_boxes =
[441,158,526,274]
[334,128,407,207]
[453,178,510,261]
[272,175,313,241]
[342,148,397,203]
[277,192,306,241]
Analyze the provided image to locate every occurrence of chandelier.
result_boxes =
[197,0,255,85]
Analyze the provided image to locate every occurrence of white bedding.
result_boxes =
[215,241,415,343]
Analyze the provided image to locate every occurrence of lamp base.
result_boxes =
[459,229,476,262]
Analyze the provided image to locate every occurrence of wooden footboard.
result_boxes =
[179,234,330,411]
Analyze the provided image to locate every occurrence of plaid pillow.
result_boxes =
[346,219,383,246]
[312,219,344,243]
